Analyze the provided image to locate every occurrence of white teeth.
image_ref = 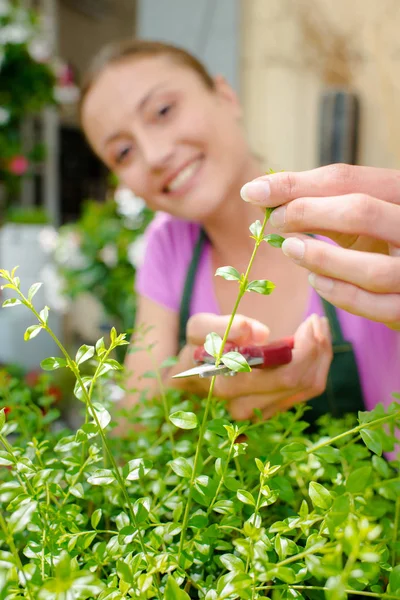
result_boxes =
[167,160,200,192]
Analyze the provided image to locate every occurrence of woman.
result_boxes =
[80,40,399,422]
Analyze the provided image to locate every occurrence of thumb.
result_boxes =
[187,313,270,346]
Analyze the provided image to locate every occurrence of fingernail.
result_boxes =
[240,180,270,203]
[269,205,286,229]
[281,238,305,261]
[308,273,334,293]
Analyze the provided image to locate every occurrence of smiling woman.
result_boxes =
[79,39,400,432]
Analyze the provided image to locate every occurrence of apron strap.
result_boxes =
[178,228,208,349]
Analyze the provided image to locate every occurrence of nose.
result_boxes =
[139,133,174,171]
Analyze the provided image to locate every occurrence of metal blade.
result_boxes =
[172,363,231,379]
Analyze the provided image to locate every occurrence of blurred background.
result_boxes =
[1,0,400,412]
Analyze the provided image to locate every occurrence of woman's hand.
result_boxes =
[169,312,333,421]
[240,163,400,329]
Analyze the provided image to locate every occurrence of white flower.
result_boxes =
[0,24,31,45]
[0,106,9,125]
[0,0,11,18]
[28,38,51,63]
[54,231,89,270]
[115,187,145,219]
[99,243,118,268]
[54,85,80,105]
[38,226,59,254]
[40,264,69,314]
[127,236,147,269]
[106,382,125,403]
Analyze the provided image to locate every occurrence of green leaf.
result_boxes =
[221,351,251,373]
[313,446,340,463]
[40,306,49,324]
[281,442,307,461]
[87,469,116,486]
[24,324,42,341]
[204,332,223,358]
[169,457,192,478]
[360,428,382,456]
[116,559,132,584]
[90,509,102,529]
[8,500,37,534]
[170,411,198,430]
[263,233,286,248]
[90,404,111,430]
[75,344,95,365]
[161,356,179,368]
[325,575,346,600]
[326,495,350,530]
[2,298,22,308]
[308,481,333,510]
[126,458,152,481]
[249,220,263,239]
[246,279,275,295]
[41,357,67,371]
[389,565,400,594]
[0,409,5,431]
[28,282,42,301]
[164,575,191,599]
[96,337,106,356]
[215,266,241,281]
[220,553,245,572]
[346,466,372,494]
[236,489,255,506]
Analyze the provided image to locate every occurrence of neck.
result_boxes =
[201,156,268,259]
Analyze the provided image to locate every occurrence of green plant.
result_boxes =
[0,0,56,210]
[0,209,399,599]
[6,206,49,224]
[44,192,153,336]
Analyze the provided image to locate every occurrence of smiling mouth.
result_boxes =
[164,157,203,194]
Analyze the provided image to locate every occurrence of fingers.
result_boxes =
[281,236,400,294]
[227,315,332,419]
[240,163,400,208]
[268,194,400,248]
[308,275,400,330]
[186,313,270,346]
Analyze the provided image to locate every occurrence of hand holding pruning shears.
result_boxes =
[169,313,333,420]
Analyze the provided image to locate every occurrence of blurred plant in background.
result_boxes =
[40,187,153,336]
[0,0,57,209]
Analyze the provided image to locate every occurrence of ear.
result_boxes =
[213,74,242,119]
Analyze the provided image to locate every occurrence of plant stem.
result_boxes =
[177,211,272,561]
[392,496,400,567]
[0,512,34,600]
[147,349,177,458]
[177,375,216,561]
[206,438,235,515]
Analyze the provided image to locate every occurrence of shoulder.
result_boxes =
[135,213,203,313]
[145,212,200,242]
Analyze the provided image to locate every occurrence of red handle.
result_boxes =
[194,336,294,368]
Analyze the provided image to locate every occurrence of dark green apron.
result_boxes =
[178,230,365,421]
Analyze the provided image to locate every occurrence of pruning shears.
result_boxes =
[172,337,294,379]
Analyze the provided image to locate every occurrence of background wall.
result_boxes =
[241,0,400,171]
[137,0,240,90]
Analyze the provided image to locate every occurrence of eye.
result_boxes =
[157,103,174,119]
[115,146,132,165]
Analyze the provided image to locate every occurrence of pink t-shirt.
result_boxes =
[136,212,400,412]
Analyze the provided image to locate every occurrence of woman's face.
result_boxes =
[81,55,250,221]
